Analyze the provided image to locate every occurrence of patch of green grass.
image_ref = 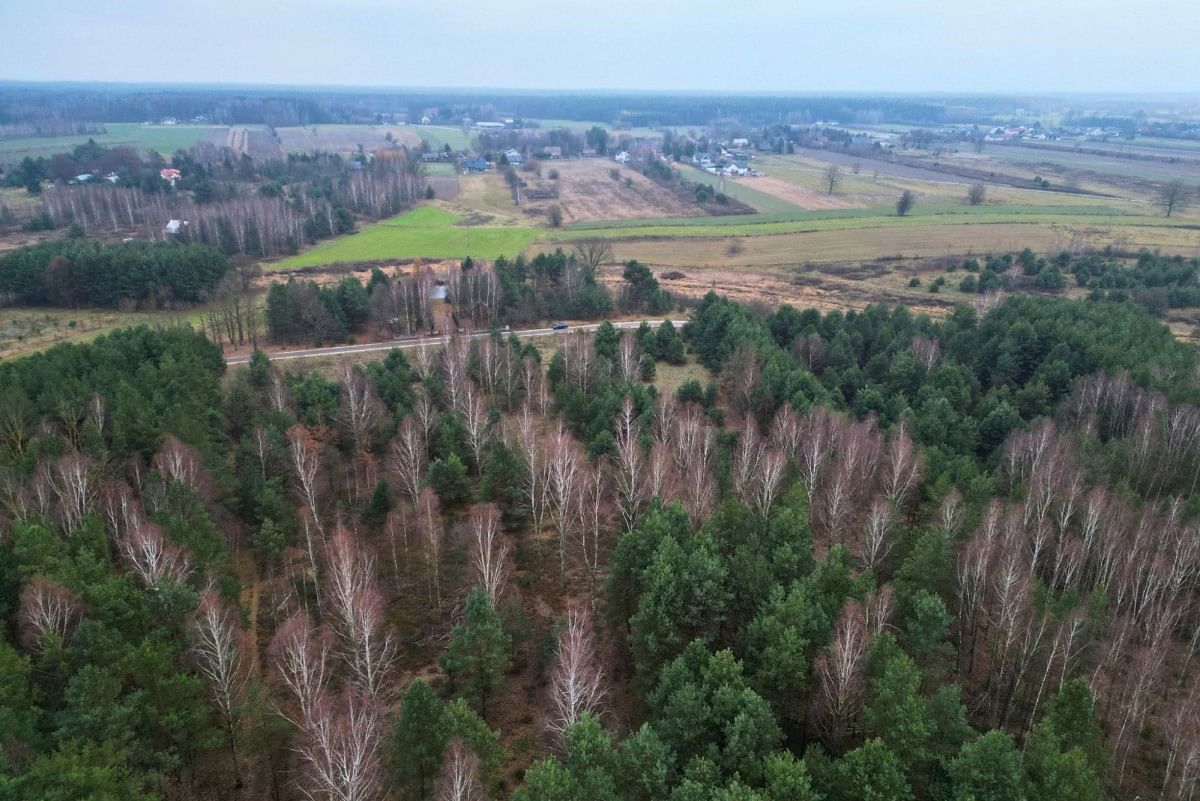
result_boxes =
[272,205,538,268]
[423,162,458,176]
[418,126,473,151]
[0,123,219,162]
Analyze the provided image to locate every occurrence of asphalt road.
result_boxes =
[224,320,688,365]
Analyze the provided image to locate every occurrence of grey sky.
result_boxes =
[1,0,1194,93]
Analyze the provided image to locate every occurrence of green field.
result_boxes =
[418,126,474,151]
[423,162,459,176]
[273,205,538,268]
[0,123,219,163]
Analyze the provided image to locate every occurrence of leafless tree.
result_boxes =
[573,240,614,273]
[547,607,608,741]
[911,336,941,371]
[44,453,96,534]
[881,420,924,508]
[1159,179,1189,217]
[19,577,81,651]
[815,602,867,747]
[298,689,384,801]
[547,430,584,583]
[192,589,250,785]
[577,462,609,606]
[823,163,842,195]
[752,448,787,518]
[616,334,640,384]
[967,182,986,206]
[288,427,325,537]
[793,333,824,371]
[270,611,333,730]
[337,364,385,451]
[154,435,209,496]
[324,529,398,700]
[268,369,292,414]
[418,488,444,606]
[119,524,192,588]
[388,416,428,505]
[732,416,762,505]
[441,335,469,414]
[798,406,837,490]
[768,403,803,462]
[462,387,492,474]
[861,498,895,574]
[468,503,510,603]
[436,739,485,801]
[614,397,646,533]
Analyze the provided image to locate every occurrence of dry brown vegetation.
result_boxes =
[520,160,704,223]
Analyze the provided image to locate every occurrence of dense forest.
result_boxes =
[2,290,1200,801]
[0,239,231,308]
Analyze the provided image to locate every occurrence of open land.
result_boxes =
[7,117,1200,354]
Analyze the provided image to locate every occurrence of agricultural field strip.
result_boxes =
[226,319,687,364]
[546,208,1197,241]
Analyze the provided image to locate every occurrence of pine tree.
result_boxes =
[440,588,511,716]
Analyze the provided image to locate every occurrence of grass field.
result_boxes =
[417,126,473,151]
[0,123,220,163]
[423,162,458,176]
[272,205,538,268]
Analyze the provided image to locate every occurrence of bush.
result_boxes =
[958,275,978,293]
[908,276,921,287]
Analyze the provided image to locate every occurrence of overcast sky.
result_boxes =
[2,0,1194,94]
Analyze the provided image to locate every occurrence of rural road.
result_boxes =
[224,320,689,365]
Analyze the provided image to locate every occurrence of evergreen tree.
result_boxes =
[440,588,512,715]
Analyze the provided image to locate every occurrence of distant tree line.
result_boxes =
[0,239,231,308]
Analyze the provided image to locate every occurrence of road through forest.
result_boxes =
[224,319,688,364]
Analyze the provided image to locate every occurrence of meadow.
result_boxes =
[272,205,539,268]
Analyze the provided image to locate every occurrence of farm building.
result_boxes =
[613,150,630,163]
[462,157,488,172]
[540,146,563,159]
[159,168,182,185]
[504,149,523,165]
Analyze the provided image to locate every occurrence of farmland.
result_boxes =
[0,122,222,163]
[273,124,421,154]
[273,205,539,268]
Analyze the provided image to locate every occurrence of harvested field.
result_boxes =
[425,175,461,201]
[521,160,705,222]
[275,124,421,154]
[730,175,862,210]
[579,220,1200,269]
[225,127,283,161]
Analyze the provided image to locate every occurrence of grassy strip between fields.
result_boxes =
[272,205,539,269]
